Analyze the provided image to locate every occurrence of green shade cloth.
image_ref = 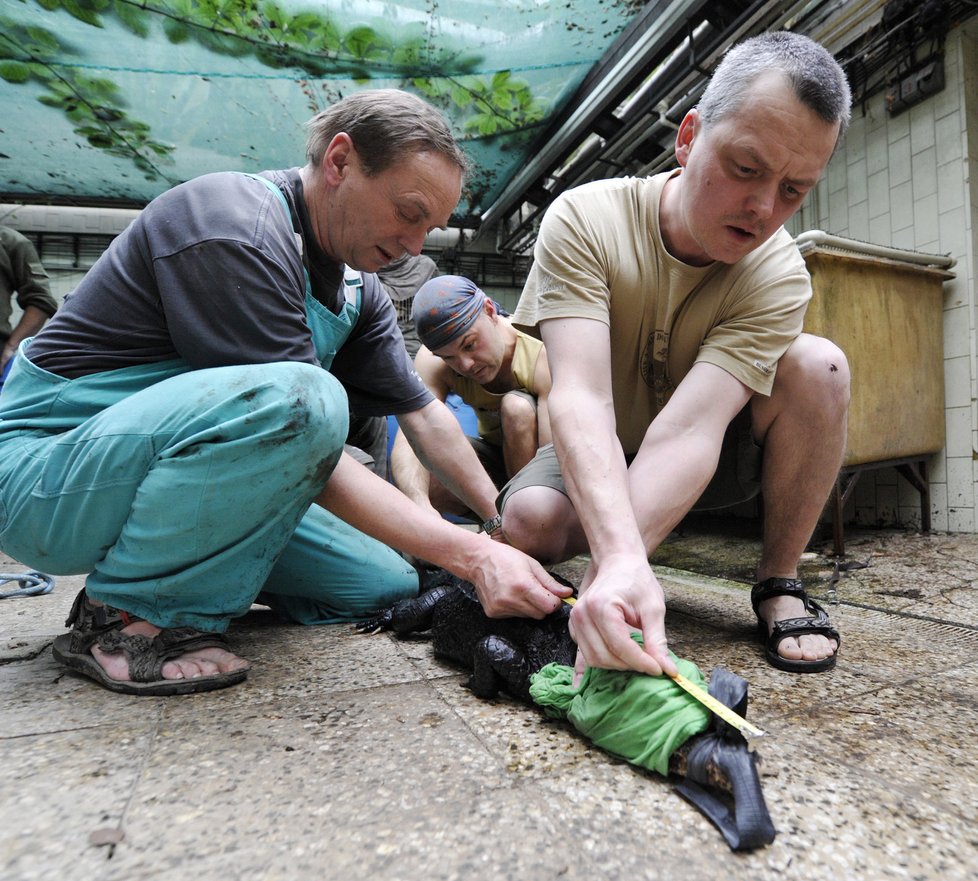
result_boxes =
[529,641,711,777]
[0,1,644,215]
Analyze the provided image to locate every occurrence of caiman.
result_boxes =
[358,568,776,851]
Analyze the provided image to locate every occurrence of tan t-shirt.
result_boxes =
[450,329,544,446]
[513,172,811,455]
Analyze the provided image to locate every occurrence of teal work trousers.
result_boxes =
[0,354,418,631]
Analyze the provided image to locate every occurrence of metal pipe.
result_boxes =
[795,229,956,268]
[478,0,705,230]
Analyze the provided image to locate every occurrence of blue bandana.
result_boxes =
[411,275,488,350]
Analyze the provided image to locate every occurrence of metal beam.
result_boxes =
[478,0,709,230]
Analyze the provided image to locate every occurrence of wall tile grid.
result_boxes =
[789,23,978,534]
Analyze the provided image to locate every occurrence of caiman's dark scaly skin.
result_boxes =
[358,568,776,851]
[359,569,575,703]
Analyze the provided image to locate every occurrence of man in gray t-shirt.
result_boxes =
[0,90,569,697]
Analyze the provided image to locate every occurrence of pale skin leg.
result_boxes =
[423,472,482,520]
[748,333,849,662]
[504,334,850,666]
[393,394,542,517]
[502,484,587,564]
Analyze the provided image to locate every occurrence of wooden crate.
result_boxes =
[799,241,952,467]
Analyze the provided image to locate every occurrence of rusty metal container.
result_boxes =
[794,232,955,553]
[796,231,954,468]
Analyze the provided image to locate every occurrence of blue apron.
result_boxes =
[0,176,417,630]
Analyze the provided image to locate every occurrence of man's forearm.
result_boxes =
[399,403,499,522]
[547,384,648,563]
[316,452,485,573]
[626,422,723,555]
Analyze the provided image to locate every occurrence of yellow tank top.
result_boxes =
[450,330,544,446]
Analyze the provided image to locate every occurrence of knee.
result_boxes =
[501,487,571,564]
[255,363,349,452]
[499,392,537,434]
[778,334,850,413]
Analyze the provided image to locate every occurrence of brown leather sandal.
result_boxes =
[52,589,248,695]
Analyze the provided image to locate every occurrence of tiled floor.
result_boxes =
[2,524,977,880]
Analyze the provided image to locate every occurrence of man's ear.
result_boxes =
[674,109,700,169]
[321,133,356,186]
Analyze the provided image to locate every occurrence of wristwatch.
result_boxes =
[481,514,503,534]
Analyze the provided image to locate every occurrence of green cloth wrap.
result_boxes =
[529,640,711,776]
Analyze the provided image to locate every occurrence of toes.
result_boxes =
[161,649,250,680]
[802,634,838,660]
[779,634,837,661]
[193,646,252,674]
[161,655,220,679]
[760,596,839,663]
[775,638,805,661]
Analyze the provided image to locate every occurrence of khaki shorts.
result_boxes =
[497,406,762,513]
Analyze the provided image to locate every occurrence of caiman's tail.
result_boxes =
[674,668,776,851]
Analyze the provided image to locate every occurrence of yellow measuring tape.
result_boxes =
[563,596,767,742]
[670,671,767,742]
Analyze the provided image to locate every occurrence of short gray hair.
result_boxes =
[305,89,469,178]
[698,32,851,140]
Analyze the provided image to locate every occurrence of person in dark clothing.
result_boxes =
[0,225,58,384]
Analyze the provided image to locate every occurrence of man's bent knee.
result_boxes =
[500,391,537,425]
[246,363,350,463]
[783,334,850,386]
[770,334,850,409]
[501,485,578,563]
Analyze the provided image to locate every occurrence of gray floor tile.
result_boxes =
[3,528,977,881]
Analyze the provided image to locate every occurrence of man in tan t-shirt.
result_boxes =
[499,31,851,677]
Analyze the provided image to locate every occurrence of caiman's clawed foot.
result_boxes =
[355,584,456,636]
[466,635,533,702]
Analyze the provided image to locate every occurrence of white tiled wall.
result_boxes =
[788,21,978,534]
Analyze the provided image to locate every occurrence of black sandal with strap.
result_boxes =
[751,577,840,673]
[52,589,249,695]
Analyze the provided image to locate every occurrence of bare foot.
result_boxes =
[757,594,838,663]
[89,617,251,683]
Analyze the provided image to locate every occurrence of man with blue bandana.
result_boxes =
[391,275,552,528]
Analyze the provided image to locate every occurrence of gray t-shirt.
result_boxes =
[27,169,432,416]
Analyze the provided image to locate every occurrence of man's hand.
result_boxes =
[567,554,678,680]
[469,537,573,618]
